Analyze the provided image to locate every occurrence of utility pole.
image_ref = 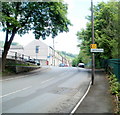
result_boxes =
[53,38,55,66]
[91,0,95,85]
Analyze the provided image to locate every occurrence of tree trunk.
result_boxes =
[2,43,9,72]
[2,29,17,72]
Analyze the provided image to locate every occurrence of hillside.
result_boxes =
[59,51,77,60]
[0,41,22,48]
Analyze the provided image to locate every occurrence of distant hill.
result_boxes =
[59,51,77,60]
[0,41,22,48]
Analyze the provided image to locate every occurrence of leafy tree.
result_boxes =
[77,0,119,68]
[1,2,71,71]
[71,53,83,67]
[72,58,78,67]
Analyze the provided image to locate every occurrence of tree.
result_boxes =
[77,0,119,68]
[1,2,71,71]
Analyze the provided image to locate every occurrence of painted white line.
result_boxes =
[70,81,92,115]
[0,68,50,82]
[0,86,32,98]
[0,75,28,82]
[41,78,55,84]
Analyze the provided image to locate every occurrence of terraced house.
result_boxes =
[8,39,69,66]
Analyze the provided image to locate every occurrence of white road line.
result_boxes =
[41,78,55,84]
[0,68,50,82]
[0,86,32,98]
[0,75,28,82]
[0,77,54,98]
[70,81,92,115]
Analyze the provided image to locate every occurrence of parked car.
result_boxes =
[35,60,40,66]
[26,59,40,66]
[26,59,35,64]
[78,63,85,68]
[64,64,68,67]
[59,63,65,67]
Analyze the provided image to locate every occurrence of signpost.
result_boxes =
[47,56,50,58]
[36,46,39,53]
[36,46,40,59]
[91,49,104,53]
[91,0,95,85]
[90,0,104,85]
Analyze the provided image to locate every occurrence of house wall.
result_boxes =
[23,40,48,60]
[48,47,54,66]
[7,39,70,66]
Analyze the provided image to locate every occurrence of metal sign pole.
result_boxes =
[91,0,95,85]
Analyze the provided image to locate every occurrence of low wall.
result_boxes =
[6,65,40,73]
[5,59,40,73]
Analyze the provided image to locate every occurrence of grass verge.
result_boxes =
[107,74,120,114]
[0,69,16,76]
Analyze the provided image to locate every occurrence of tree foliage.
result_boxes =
[1,2,71,71]
[1,2,71,39]
[76,0,119,68]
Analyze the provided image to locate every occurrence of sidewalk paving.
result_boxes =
[75,70,114,113]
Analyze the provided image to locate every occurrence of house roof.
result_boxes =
[24,39,48,48]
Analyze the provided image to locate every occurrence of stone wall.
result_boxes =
[5,59,40,73]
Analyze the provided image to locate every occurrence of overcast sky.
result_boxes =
[1,0,109,54]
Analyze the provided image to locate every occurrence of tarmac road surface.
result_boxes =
[0,66,91,113]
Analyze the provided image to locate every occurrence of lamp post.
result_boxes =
[91,0,95,85]
[53,38,58,66]
[53,38,55,66]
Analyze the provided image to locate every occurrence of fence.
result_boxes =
[104,59,120,82]
[0,49,35,62]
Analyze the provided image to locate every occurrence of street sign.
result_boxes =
[47,56,50,58]
[90,44,97,49]
[36,46,39,53]
[91,48,104,52]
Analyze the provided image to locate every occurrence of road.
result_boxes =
[0,66,91,113]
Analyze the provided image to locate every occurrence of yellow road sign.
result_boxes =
[90,44,97,49]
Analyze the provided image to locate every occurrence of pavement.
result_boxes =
[75,70,114,113]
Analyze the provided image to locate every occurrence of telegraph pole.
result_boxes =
[91,0,95,85]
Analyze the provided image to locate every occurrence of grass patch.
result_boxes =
[1,69,16,76]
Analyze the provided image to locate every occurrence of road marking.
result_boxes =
[0,77,54,98]
[41,78,55,84]
[70,81,92,115]
[0,86,32,98]
[0,75,28,82]
[0,67,50,82]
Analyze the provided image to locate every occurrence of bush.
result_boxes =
[108,74,120,113]
[108,75,120,95]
